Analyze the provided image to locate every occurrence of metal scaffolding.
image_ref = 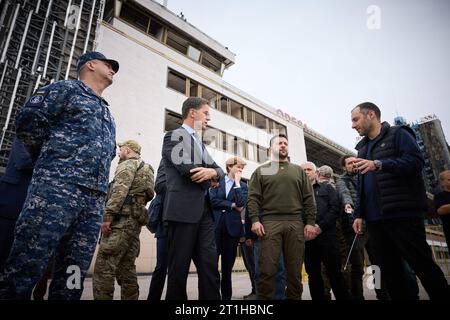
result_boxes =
[0,0,105,173]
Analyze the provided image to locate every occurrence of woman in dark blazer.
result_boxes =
[210,157,248,300]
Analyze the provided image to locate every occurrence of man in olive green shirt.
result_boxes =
[248,134,317,300]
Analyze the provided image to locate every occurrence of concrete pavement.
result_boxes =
[79,272,431,300]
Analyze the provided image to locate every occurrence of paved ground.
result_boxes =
[79,272,433,300]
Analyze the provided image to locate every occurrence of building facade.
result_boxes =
[395,115,450,194]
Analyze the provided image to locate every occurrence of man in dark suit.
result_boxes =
[0,138,56,300]
[162,97,225,300]
[0,138,34,270]
[210,156,248,300]
[147,159,168,300]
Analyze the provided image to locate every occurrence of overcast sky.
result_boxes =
[161,0,450,150]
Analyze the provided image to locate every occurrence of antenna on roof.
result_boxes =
[178,11,187,21]
[163,0,168,7]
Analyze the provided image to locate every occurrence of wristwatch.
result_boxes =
[373,160,382,171]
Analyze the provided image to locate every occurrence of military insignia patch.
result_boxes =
[26,90,48,107]
[29,95,44,104]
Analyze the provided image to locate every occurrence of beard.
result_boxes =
[273,150,288,160]
[359,119,373,136]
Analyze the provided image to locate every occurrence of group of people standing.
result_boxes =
[146,99,450,301]
[0,50,449,300]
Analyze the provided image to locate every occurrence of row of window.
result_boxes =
[165,110,270,163]
[167,69,287,135]
[115,0,225,74]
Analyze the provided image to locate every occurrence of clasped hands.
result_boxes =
[190,167,219,187]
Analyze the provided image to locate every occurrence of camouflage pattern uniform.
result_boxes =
[0,79,116,300]
[93,154,154,300]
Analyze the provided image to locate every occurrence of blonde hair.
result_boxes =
[225,156,246,173]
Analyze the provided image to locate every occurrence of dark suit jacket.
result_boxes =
[162,126,224,224]
[210,177,247,238]
[147,159,167,238]
[0,138,34,220]
[313,182,340,237]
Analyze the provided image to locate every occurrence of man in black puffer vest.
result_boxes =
[351,102,450,300]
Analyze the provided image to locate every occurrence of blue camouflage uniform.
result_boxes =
[0,79,116,299]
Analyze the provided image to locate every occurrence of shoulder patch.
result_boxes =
[25,90,49,107]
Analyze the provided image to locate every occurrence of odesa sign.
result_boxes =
[276,109,304,127]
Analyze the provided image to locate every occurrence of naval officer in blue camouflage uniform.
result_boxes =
[0,52,119,300]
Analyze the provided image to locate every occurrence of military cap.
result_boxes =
[118,140,141,154]
[77,51,119,73]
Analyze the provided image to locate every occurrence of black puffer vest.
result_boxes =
[356,122,427,216]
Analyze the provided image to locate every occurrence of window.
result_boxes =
[245,108,254,125]
[258,145,269,163]
[203,127,227,152]
[201,51,221,72]
[247,142,257,162]
[148,18,164,40]
[234,137,246,158]
[201,86,217,109]
[230,100,243,120]
[203,127,220,148]
[165,111,182,132]
[166,31,189,55]
[226,134,235,154]
[221,131,227,151]
[255,112,267,130]
[103,0,115,23]
[267,119,276,133]
[219,96,229,114]
[119,2,150,33]
[167,70,186,94]
[187,45,201,62]
[189,79,199,97]
[275,122,287,135]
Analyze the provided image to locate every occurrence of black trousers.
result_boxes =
[166,204,220,300]
[239,241,256,294]
[367,217,450,300]
[0,218,16,271]
[215,227,240,300]
[305,234,349,300]
[364,232,391,300]
[147,236,168,300]
[442,217,450,248]
[342,232,366,300]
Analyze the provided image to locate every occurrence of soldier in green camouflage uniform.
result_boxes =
[93,140,154,300]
